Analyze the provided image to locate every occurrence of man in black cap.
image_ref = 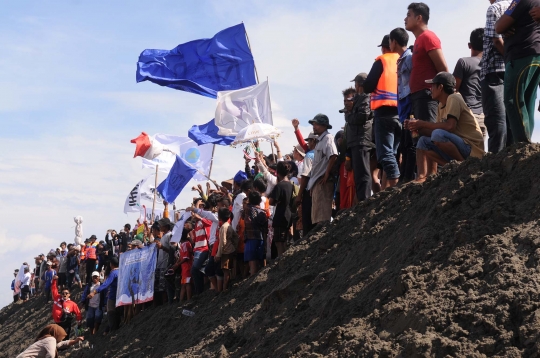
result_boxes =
[346,72,375,201]
[306,114,339,224]
[406,72,485,181]
[363,35,402,189]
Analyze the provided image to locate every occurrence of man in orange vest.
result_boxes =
[84,235,98,285]
[363,35,401,189]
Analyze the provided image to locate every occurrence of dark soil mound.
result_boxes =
[4,143,540,358]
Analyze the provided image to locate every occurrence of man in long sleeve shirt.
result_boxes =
[88,257,121,331]
[363,35,402,189]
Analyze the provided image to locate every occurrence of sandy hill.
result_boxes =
[3,143,540,358]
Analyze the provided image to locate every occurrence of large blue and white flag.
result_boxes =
[136,23,257,98]
[140,134,212,181]
[188,118,235,146]
[116,244,157,307]
[157,155,197,203]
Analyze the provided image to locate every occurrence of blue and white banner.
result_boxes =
[116,244,157,307]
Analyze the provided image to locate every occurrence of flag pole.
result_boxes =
[244,24,260,84]
[208,144,216,178]
[151,165,158,223]
[266,75,277,158]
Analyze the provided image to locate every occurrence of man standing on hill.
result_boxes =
[306,114,338,224]
[363,35,401,189]
[346,73,375,200]
[390,27,415,182]
[453,28,487,142]
[496,0,540,144]
[481,0,512,153]
[405,2,448,124]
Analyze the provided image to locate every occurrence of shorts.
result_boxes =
[220,253,234,270]
[181,263,192,284]
[272,226,289,243]
[417,129,472,162]
[244,240,264,262]
[204,256,217,277]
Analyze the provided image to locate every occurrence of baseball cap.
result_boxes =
[377,35,390,48]
[233,170,248,184]
[351,72,368,85]
[425,72,456,88]
[91,271,100,277]
[308,114,332,130]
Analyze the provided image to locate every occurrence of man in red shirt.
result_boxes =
[405,2,448,125]
[51,276,82,339]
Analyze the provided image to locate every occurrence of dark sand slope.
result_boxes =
[3,143,540,358]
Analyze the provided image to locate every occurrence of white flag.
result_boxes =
[215,81,273,136]
[140,134,213,181]
[171,211,192,243]
[124,178,144,214]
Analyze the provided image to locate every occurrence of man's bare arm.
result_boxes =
[428,49,449,73]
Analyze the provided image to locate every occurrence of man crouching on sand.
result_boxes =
[405,72,485,182]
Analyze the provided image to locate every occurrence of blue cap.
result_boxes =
[233,170,248,184]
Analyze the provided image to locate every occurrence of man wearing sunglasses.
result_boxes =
[51,276,82,340]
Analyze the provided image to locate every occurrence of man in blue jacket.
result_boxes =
[87,257,122,332]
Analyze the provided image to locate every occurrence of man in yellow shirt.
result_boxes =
[406,72,485,182]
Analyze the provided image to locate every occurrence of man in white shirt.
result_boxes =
[20,267,31,302]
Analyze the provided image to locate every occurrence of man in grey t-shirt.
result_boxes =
[453,28,486,142]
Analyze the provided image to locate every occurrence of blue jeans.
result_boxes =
[86,306,103,329]
[191,250,208,295]
[374,112,401,179]
[417,129,471,162]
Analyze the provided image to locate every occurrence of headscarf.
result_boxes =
[34,324,66,358]
[35,324,67,343]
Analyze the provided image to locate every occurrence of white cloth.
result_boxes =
[89,282,101,308]
[16,337,70,358]
[171,211,191,243]
[256,162,277,195]
[21,272,31,287]
[215,81,273,136]
[231,192,247,232]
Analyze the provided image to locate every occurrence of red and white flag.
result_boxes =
[130,132,164,160]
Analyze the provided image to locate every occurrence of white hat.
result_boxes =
[91,271,100,277]
[75,245,81,251]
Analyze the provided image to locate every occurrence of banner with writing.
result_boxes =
[116,244,157,307]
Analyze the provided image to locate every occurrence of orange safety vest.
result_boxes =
[80,246,86,260]
[370,53,400,111]
[85,246,97,260]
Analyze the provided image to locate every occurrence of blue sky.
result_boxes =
[0,0,538,307]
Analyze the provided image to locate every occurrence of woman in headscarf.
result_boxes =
[16,324,84,358]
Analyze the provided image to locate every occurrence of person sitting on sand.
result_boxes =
[405,72,485,182]
[15,324,83,358]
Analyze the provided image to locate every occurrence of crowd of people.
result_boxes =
[13,1,540,356]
